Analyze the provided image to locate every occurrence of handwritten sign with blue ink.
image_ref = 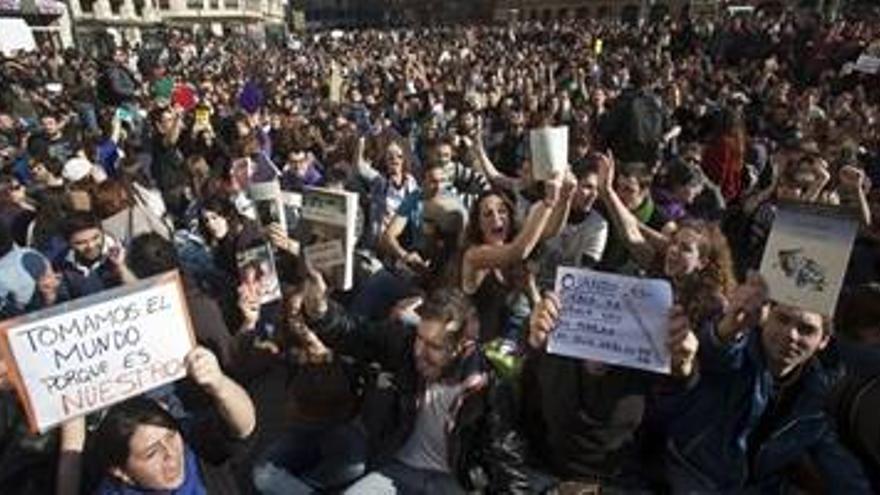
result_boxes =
[548,267,673,374]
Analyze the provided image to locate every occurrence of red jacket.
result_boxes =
[702,135,744,202]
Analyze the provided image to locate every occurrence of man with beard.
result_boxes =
[56,212,136,299]
[302,279,531,494]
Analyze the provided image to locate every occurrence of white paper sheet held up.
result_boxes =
[548,267,673,374]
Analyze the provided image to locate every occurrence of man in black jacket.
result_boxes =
[302,275,530,494]
[98,48,138,108]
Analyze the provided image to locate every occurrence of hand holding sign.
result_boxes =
[238,282,261,332]
[543,173,562,208]
[527,292,560,350]
[302,262,329,321]
[548,267,675,374]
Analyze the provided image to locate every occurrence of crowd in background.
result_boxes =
[0,7,879,494]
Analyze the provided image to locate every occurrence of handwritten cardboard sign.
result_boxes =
[759,204,858,316]
[548,267,673,374]
[0,272,195,433]
[529,126,569,182]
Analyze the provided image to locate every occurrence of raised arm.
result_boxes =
[596,154,658,268]
[300,270,409,371]
[540,173,576,241]
[353,135,381,183]
[463,198,554,274]
[185,347,256,439]
[802,157,831,203]
[838,165,872,227]
[56,417,86,495]
[381,213,411,261]
[466,133,521,193]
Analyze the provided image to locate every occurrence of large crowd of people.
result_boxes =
[1,7,879,494]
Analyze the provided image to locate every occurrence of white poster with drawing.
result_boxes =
[548,267,673,374]
[759,205,858,316]
[530,126,569,182]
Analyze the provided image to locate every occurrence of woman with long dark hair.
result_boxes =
[56,347,256,495]
[460,184,570,345]
[598,153,735,322]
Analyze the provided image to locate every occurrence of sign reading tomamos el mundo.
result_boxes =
[0,272,195,433]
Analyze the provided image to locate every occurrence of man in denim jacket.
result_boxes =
[665,274,871,493]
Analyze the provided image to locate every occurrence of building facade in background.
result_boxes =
[67,0,287,47]
[492,0,719,23]
[0,0,73,50]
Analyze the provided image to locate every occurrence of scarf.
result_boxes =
[95,445,207,495]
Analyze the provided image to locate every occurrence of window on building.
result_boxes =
[110,0,122,14]
[80,0,94,12]
[210,0,218,8]
[187,0,202,8]
[226,0,238,8]
[158,0,170,9]
[134,0,144,16]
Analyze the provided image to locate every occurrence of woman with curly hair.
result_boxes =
[597,153,735,320]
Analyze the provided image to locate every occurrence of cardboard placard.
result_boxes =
[548,267,673,374]
[249,180,287,230]
[297,187,359,291]
[759,204,858,316]
[237,244,282,305]
[0,272,195,433]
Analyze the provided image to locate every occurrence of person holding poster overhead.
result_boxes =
[461,180,573,346]
[56,346,256,495]
[521,286,699,493]
[662,275,871,493]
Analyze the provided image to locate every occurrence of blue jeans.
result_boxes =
[252,420,367,494]
[343,461,465,495]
